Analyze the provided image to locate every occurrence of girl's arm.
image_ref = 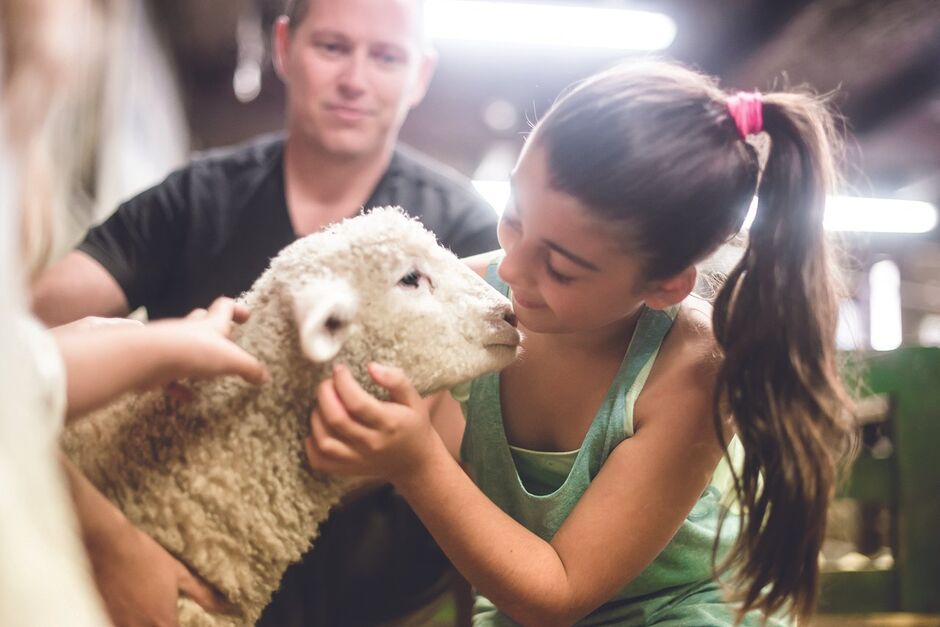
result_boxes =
[306,319,725,626]
[52,297,268,421]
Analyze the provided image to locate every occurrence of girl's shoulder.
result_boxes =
[633,294,722,431]
[462,250,503,279]
[657,293,720,369]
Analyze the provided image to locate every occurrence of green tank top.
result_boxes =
[458,257,780,626]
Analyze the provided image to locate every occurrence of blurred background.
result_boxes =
[50,0,940,622]
[67,0,940,352]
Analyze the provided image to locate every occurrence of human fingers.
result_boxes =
[315,377,376,446]
[305,419,358,473]
[176,565,234,615]
[185,307,209,321]
[206,297,237,333]
[368,363,422,408]
[232,303,251,325]
[210,341,269,385]
[332,364,389,428]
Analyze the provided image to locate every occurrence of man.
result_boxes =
[33,0,498,624]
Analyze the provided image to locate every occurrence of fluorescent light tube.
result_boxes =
[426,0,676,51]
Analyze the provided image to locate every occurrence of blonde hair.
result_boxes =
[1,0,105,279]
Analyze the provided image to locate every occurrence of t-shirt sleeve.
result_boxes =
[77,168,192,312]
[442,193,500,258]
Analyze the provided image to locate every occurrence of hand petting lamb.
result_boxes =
[61,207,520,627]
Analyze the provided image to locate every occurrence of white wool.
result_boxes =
[61,207,518,627]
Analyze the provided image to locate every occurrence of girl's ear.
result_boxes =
[644,265,697,310]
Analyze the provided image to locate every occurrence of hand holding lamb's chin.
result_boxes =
[305,362,440,483]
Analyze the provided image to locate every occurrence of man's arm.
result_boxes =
[445,197,501,259]
[32,251,130,326]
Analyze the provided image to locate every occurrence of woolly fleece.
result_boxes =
[61,207,519,626]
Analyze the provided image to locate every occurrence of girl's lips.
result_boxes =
[511,291,547,310]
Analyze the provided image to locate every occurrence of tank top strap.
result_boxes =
[484,255,509,296]
[617,304,679,437]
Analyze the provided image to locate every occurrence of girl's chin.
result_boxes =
[512,309,564,334]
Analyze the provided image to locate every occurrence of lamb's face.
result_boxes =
[284,208,520,394]
[352,237,519,394]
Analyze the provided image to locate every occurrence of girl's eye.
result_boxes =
[398,270,423,288]
[546,262,575,285]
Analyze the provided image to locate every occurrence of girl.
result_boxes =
[304,61,855,626]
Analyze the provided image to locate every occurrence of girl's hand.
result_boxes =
[305,363,437,483]
[152,297,269,387]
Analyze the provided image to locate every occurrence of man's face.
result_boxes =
[274,0,433,159]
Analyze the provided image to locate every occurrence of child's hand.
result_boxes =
[152,297,269,387]
[305,363,437,483]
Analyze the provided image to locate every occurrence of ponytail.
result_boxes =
[711,93,856,621]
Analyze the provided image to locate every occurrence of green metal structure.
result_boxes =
[819,347,940,614]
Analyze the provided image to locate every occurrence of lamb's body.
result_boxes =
[62,208,519,626]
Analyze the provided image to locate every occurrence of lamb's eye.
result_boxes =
[398,270,422,288]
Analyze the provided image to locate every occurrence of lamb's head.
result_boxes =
[267,207,519,395]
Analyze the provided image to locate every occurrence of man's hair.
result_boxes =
[282,0,310,29]
[281,0,428,46]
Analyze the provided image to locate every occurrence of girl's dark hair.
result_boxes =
[536,61,856,621]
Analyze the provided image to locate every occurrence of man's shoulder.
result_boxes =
[381,144,499,257]
[187,132,285,179]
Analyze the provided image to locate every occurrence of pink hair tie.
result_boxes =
[726,91,763,138]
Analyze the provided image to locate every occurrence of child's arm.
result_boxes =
[52,297,268,421]
[306,337,724,626]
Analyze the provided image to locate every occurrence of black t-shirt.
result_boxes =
[79,133,499,319]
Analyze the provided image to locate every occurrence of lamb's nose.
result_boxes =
[503,311,517,328]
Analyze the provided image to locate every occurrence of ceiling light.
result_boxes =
[426,0,677,51]
[869,260,903,351]
[476,181,937,235]
[743,196,936,233]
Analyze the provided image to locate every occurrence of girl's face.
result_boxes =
[497,141,649,335]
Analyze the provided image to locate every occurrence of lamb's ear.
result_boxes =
[289,277,359,363]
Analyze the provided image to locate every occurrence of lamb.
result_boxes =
[61,207,520,627]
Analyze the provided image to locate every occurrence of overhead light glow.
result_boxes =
[824,196,937,233]
[473,180,512,214]
[869,260,902,351]
[478,182,937,235]
[741,196,936,234]
[425,0,677,51]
